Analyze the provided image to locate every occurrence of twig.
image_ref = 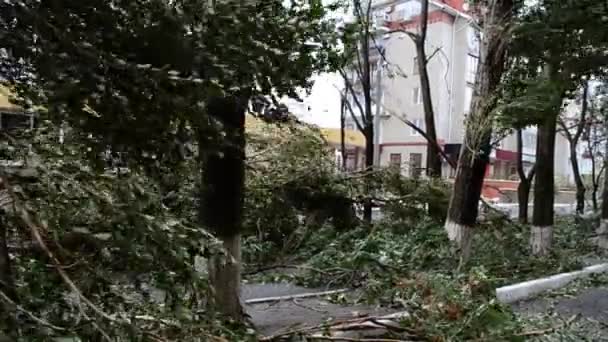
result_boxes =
[134,315,180,327]
[18,203,120,323]
[260,316,375,341]
[245,288,350,305]
[260,312,412,341]
[0,173,119,341]
[0,289,66,331]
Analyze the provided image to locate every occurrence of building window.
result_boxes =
[413,87,422,104]
[466,54,479,84]
[389,153,402,169]
[369,62,378,85]
[464,86,473,113]
[345,153,356,172]
[372,9,389,27]
[523,131,537,148]
[394,0,422,21]
[410,118,424,136]
[509,166,517,178]
[410,153,422,179]
[413,57,419,75]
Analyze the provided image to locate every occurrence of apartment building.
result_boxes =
[344,0,575,183]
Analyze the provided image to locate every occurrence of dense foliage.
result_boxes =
[273,215,606,340]
[0,123,249,340]
[1,0,608,340]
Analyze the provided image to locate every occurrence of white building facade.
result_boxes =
[344,0,576,184]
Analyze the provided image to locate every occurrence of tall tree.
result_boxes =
[340,96,348,170]
[558,80,590,215]
[586,88,608,211]
[511,0,608,254]
[595,81,608,247]
[336,0,382,223]
[387,0,441,178]
[202,95,248,318]
[516,129,535,224]
[415,0,441,179]
[496,56,542,224]
[1,0,333,320]
[444,0,519,261]
[600,109,608,249]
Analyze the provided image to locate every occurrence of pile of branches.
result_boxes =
[0,125,252,340]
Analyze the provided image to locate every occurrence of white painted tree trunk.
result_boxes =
[208,233,242,320]
[597,219,608,249]
[445,220,473,262]
[530,226,553,255]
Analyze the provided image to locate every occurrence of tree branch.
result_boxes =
[426,47,442,64]
[336,86,365,133]
[393,115,455,169]
[573,80,590,143]
[0,289,67,331]
[339,68,368,128]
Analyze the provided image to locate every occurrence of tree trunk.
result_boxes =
[361,7,374,225]
[444,0,514,262]
[0,215,16,301]
[570,141,586,215]
[363,123,374,223]
[445,141,490,261]
[416,0,441,178]
[558,81,588,217]
[531,113,558,255]
[516,129,535,224]
[598,118,608,249]
[518,180,531,224]
[340,97,347,171]
[587,123,600,211]
[593,184,599,212]
[201,95,247,320]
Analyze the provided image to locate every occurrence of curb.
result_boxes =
[496,263,608,304]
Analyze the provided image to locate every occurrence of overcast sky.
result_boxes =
[285,0,346,128]
[297,72,342,128]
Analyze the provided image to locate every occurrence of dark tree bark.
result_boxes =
[570,140,586,214]
[598,114,608,248]
[589,131,604,211]
[585,101,602,212]
[532,98,559,254]
[340,97,347,171]
[336,0,376,224]
[363,123,374,222]
[444,0,515,261]
[414,0,441,179]
[0,214,16,301]
[411,0,443,218]
[516,129,535,224]
[201,95,247,320]
[559,81,589,215]
[361,4,374,224]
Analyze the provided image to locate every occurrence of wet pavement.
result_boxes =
[242,282,395,337]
